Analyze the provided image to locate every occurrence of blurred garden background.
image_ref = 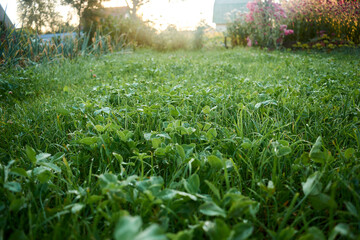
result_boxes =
[1,0,359,67]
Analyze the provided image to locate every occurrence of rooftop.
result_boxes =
[213,0,250,24]
[0,4,14,29]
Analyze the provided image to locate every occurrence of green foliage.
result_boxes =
[0,49,360,239]
[227,15,249,47]
[99,15,156,49]
[17,0,62,33]
[153,25,192,51]
[0,27,116,69]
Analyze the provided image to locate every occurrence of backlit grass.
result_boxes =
[1,49,359,239]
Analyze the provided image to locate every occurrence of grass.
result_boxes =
[1,48,360,239]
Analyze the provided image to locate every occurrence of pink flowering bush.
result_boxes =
[282,0,360,44]
[246,0,294,48]
[227,0,294,48]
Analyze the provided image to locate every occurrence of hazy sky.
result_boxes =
[0,0,216,30]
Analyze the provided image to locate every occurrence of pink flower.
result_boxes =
[284,29,294,35]
[246,13,254,22]
[247,1,258,12]
[280,25,287,31]
[247,37,252,47]
[8,91,13,94]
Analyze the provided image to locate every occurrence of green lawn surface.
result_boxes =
[1,49,360,239]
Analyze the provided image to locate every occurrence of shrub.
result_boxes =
[227,12,249,47]
[227,0,293,49]
[282,0,360,44]
[193,22,207,50]
[0,27,113,69]
[99,15,156,49]
[246,0,293,48]
[153,25,192,51]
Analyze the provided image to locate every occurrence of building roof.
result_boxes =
[213,0,250,24]
[0,4,14,29]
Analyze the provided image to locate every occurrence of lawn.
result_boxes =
[1,49,360,239]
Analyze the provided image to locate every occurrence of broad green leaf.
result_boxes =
[232,223,254,240]
[344,148,355,159]
[309,193,337,210]
[302,172,322,196]
[40,162,61,173]
[299,227,325,240]
[56,108,70,116]
[71,203,85,213]
[9,198,26,212]
[176,126,188,135]
[276,227,297,240]
[155,147,166,156]
[114,216,142,240]
[184,174,200,194]
[179,144,195,159]
[255,100,277,109]
[144,132,152,140]
[113,152,124,164]
[26,145,37,164]
[169,105,180,117]
[295,152,310,165]
[95,125,105,132]
[117,130,133,142]
[36,153,51,162]
[158,189,197,201]
[203,219,230,240]
[344,201,358,218]
[4,182,22,193]
[88,195,104,204]
[99,173,118,188]
[241,142,252,150]
[176,145,186,161]
[228,198,258,218]
[203,122,212,131]
[272,141,291,157]
[202,105,211,114]
[167,230,193,240]
[278,140,289,146]
[152,138,162,149]
[207,128,217,141]
[94,107,111,115]
[309,136,330,163]
[329,223,352,240]
[205,180,221,200]
[36,169,53,183]
[207,155,223,169]
[199,202,226,218]
[10,168,28,178]
[277,146,292,157]
[8,230,28,240]
[79,137,99,145]
[52,152,65,162]
[134,225,166,240]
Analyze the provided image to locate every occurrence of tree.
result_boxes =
[18,0,61,33]
[124,0,150,19]
[125,0,182,19]
[61,0,108,36]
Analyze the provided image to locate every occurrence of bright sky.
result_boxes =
[0,0,215,30]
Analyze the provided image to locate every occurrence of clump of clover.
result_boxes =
[245,0,293,49]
